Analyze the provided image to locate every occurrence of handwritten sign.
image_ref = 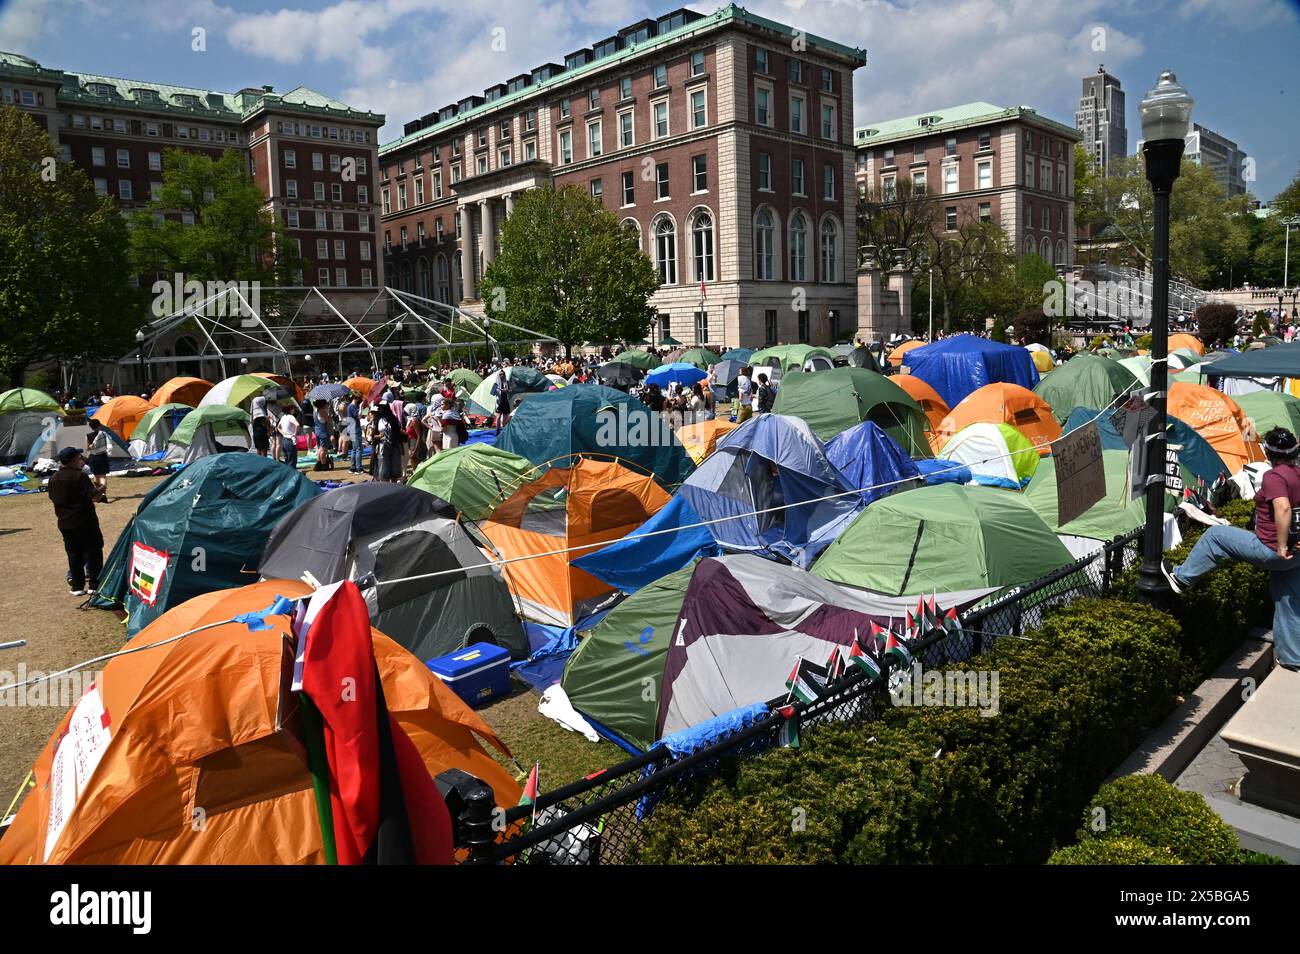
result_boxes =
[1056,421,1107,527]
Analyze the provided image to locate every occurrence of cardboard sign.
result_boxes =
[1056,421,1107,527]
[44,688,111,862]
[128,542,169,606]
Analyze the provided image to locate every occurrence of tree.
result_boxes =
[856,177,939,267]
[482,185,659,356]
[926,216,1016,332]
[130,148,300,288]
[1073,144,1108,236]
[0,106,142,387]
[1195,303,1238,348]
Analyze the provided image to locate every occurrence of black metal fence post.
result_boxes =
[462,785,498,864]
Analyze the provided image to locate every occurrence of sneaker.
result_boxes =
[1159,559,1185,595]
[68,588,85,597]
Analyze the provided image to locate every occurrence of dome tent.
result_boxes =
[904,334,1040,408]
[939,421,1041,489]
[149,376,213,408]
[167,404,251,463]
[259,483,527,660]
[0,388,63,465]
[750,343,835,374]
[1168,382,1264,475]
[769,366,932,455]
[90,454,321,634]
[407,444,536,520]
[1033,354,1140,424]
[128,402,191,459]
[824,420,923,504]
[892,374,950,432]
[930,382,1062,456]
[91,395,153,441]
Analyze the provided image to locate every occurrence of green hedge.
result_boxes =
[634,598,1183,864]
[1072,774,1241,864]
[1048,836,1184,865]
[1114,498,1270,689]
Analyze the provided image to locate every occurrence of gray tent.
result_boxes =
[259,483,527,660]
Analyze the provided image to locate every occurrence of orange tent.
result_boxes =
[887,339,925,367]
[930,382,1061,456]
[253,372,304,404]
[1169,382,1264,475]
[0,580,519,865]
[91,395,153,440]
[1168,333,1205,357]
[677,419,738,463]
[150,376,213,408]
[344,376,376,396]
[892,375,950,432]
[480,457,670,626]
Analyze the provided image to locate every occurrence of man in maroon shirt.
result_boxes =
[1163,427,1300,669]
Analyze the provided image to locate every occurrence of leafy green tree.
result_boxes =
[129,148,301,288]
[1195,304,1238,348]
[482,185,659,356]
[856,177,939,267]
[0,106,142,387]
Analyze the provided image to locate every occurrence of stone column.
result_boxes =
[504,192,515,217]
[480,199,495,271]
[888,264,913,334]
[856,261,883,342]
[458,205,475,301]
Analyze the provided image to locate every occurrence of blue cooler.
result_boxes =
[426,643,511,708]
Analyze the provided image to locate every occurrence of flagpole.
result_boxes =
[783,655,802,707]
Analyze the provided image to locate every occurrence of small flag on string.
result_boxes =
[784,657,828,705]
[847,634,881,680]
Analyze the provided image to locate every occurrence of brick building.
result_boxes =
[854,101,1080,269]
[379,4,866,350]
[0,50,385,294]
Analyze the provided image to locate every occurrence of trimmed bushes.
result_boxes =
[634,598,1183,864]
[1049,774,1246,865]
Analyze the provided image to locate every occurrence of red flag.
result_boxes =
[300,581,453,864]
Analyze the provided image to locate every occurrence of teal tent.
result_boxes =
[90,454,321,634]
[497,384,694,486]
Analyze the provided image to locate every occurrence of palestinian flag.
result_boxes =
[776,705,800,748]
[847,637,881,680]
[298,581,454,865]
[518,763,539,808]
[825,645,845,683]
[942,605,962,638]
[784,658,828,705]
[883,629,913,668]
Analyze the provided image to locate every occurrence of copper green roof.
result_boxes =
[380,3,867,156]
[855,102,1080,147]
[0,51,382,125]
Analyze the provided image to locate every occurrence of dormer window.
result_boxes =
[132,88,156,102]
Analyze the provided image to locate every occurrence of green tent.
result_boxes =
[1034,354,1139,424]
[561,564,695,751]
[1023,450,1146,541]
[812,483,1074,595]
[677,347,722,370]
[0,388,61,412]
[1169,347,1202,370]
[133,403,192,443]
[467,365,548,415]
[1235,391,1300,437]
[445,368,483,392]
[610,349,661,371]
[770,367,932,455]
[750,344,834,373]
[170,404,250,446]
[938,422,1040,488]
[90,453,322,635]
[407,444,537,520]
[1117,355,1151,387]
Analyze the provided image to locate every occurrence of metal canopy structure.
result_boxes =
[122,284,560,378]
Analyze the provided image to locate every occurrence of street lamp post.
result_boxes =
[393,321,403,376]
[1135,70,1193,607]
[135,329,146,393]
[1283,216,1299,289]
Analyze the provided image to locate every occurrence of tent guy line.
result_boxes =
[373,391,1135,589]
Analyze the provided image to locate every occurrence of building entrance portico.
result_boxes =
[452,160,549,306]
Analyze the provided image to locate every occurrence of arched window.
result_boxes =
[417,257,431,298]
[1040,236,1053,263]
[436,254,450,303]
[622,217,642,252]
[692,210,715,282]
[755,208,776,281]
[400,260,412,292]
[788,212,807,283]
[1023,236,1035,256]
[655,217,676,285]
[1056,240,1068,268]
[819,218,839,283]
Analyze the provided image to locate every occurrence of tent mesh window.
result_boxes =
[464,528,1143,866]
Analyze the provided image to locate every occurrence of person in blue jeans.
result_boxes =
[1163,427,1300,670]
[347,397,363,473]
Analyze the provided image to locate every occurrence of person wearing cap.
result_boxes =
[1162,427,1300,670]
[48,447,104,596]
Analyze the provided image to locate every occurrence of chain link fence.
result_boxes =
[463,529,1143,865]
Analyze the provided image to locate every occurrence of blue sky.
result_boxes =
[2,0,1297,200]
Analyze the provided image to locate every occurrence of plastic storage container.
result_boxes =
[426,642,511,708]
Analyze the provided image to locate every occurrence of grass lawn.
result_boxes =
[478,684,627,787]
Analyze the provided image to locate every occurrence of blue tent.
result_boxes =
[678,414,862,567]
[823,421,922,504]
[497,384,693,486]
[574,494,721,593]
[905,334,1040,407]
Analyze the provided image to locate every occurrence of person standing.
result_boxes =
[375,404,399,482]
[250,392,271,457]
[278,405,300,470]
[84,418,112,503]
[312,400,333,471]
[48,447,104,596]
[345,396,363,473]
[441,399,466,451]
[492,366,512,431]
[755,373,775,414]
[1162,427,1300,670]
[735,366,754,424]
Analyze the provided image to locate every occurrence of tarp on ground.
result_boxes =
[90,453,322,635]
[812,482,1074,596]
[406,444,536,520]
[770,366,932,455]
[904,333,1040,408]
[573,493,721,594]
[0,580,519,865]
[1033,354,1140,424]
[824,421,923,504]
[679,414,862,567]
[497,384,694,487]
